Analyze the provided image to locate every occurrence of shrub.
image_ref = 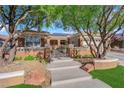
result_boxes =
[15,56,22,60]
[24,55,35,61]
[74,54,82,59]
[82,54,94,58]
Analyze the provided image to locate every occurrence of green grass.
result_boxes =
[8,84,41,88]
[90,66,124,88]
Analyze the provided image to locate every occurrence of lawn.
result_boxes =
[8,84,41,88]
[90,65,124,88]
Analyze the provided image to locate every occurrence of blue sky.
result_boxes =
[0,27,123,36]
[0,24,123,36]
[0,26,74,36]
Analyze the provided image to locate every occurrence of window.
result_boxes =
[60,40,66,45]
[50,40,58,45]
[0,41,3,47]
[25,36,41,47]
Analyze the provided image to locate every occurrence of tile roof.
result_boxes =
[50,33,71,36]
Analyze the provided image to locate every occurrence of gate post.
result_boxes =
[44,44,51,62]
[67,44,74,57]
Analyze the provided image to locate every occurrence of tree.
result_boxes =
[0,5,56,65]
[53,5,124,58]
[0,6,32,65]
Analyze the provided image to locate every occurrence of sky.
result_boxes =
[0,26,123,36]
[0,26,75,36]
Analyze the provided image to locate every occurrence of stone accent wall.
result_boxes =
[67,48,91,57]
[78,50,91,56]
[66,48,76,57]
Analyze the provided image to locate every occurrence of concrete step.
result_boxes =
[51,57,73,63]
[51,68,92,86]
[48,65,80,71]
[51,79,111,88]
[47,61,81,69]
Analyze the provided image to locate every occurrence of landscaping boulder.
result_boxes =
[22,61,51,87]
[0,61,51,88]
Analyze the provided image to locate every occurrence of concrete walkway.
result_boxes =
[47,57,111,88]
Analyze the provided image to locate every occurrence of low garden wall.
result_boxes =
[94,59,119,70]
[79,58,119,72]
[0,71,24,88]
[67,47,91,57]
[16,47,51,60]
[16,47,45,57]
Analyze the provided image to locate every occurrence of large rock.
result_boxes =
[0,61,51,87]
[24,61,51,87]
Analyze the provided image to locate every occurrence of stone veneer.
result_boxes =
[67,48,91,57]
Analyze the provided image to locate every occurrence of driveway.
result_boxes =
[106,51,124,66]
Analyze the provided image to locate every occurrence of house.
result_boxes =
[16,30,71,57]
[0,30,102,57]
[67,33,102,57]
[111,33,124,48]
[17,30,70,49]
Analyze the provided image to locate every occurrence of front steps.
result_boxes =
[50,57,73,63]
[51,68,92,86]
[47,61,81,70]
[51,79,111,88]
[47,57,111,88]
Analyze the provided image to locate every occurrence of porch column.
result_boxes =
[58,40,60,47]
[79,37,83,47]
[67,36,71,44]
[47,39,50,45]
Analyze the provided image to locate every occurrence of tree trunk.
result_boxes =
[0,37,12,59]
[7,44,17,63]
[0,37,17,65]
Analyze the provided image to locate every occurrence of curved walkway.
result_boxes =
[47,57,111,88]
